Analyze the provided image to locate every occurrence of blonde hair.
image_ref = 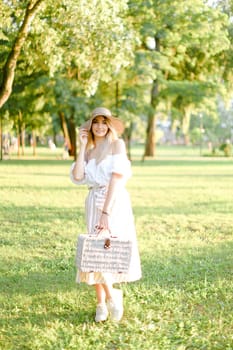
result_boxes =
[85,118,118,164]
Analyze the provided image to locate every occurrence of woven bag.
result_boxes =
[76,234,132,273]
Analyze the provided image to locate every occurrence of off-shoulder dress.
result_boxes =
[70,153,141,285]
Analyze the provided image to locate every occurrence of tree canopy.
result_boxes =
[0,0,233,159]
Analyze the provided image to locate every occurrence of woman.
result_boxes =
[70,107,141,322]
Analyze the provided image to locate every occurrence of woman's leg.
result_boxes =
[94,283,123,322]
[95,284,106,304]
[102,283,123,322]
[101,283,114,300]
[94,284,108,322]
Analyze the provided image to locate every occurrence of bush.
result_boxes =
[219,142,232,157]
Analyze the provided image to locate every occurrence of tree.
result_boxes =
[128,0,230,156]
[0,0,137,159]
[0,0,44,109]
[213,0,233,96]
[0,0,45,159]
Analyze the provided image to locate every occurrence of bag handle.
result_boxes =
[92,227,118,238]
[92,228,118,250]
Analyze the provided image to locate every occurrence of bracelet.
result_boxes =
[102,211,110,216]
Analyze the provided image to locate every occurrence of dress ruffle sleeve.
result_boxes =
[70,162,87,185]
[111,153,132,179]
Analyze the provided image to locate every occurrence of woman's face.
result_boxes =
[91,116,109,138]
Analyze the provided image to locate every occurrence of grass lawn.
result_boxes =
[0,145,233,350]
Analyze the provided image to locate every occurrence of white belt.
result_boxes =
[88,185,108,210]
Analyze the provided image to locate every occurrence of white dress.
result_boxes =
[70,153,141,285]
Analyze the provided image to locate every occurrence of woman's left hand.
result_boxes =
[95,212,110,233]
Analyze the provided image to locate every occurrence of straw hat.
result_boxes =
[80,107,125,135]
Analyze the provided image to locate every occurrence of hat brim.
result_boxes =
[80,115,125,135]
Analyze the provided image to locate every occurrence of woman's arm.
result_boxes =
[71,129,88,181]
[97,139,126,231]
[102,172,123,215]
[97,173,123,232]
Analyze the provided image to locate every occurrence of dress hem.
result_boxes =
[76,271,142,285]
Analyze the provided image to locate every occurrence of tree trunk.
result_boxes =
[68,115,77,159]
[21,125,25,155]
[17,134,21,157]
[32,130,37,156]
[115,81,119,114]
[0,115,3,161]
[143,76,159,158]
[52,132,57,145]
[144,108,156,158]
[143,37,160,158]
[59,111,73,154]
[0,0,44,109]
[18,110,25,155]
[124,121,134,161]
[17,114,22,157]
[182,107,192,145]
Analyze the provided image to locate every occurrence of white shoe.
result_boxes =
[107,289,123,322]
[95,303,108,322]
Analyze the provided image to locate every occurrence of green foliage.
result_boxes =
[1,0,233,150]
[189,96,233,149]
[219,142,232,156]
[124,0,231,146]
[18,0,136,95]
[0,146,233,349]
[0,0,139,140]
[189,127,201,145]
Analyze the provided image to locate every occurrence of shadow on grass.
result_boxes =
[1,202,232,333]
[1,205,84,225]
[132,173,233,178]
[132,159,233,167]
[0,205,86,296]
[0,160,73,166]
[1,185,81,191]
[1,158,233,168]
[1,236,232,296]
[133,202,233,215]
[0,238,232,340]
[0,305,95,330]
[140,240,233,290]
[0,268,78,296]
[0,269,95,332]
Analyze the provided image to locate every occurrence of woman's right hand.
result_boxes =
[79,128,88,146]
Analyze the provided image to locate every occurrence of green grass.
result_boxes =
[0,146,233,350]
